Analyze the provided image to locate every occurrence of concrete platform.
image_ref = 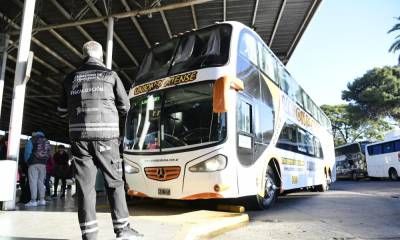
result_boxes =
[0,193,248,240]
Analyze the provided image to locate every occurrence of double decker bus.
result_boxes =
[123,21,335,209]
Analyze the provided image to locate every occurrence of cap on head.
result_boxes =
[82,41,103,61]
[32,131,45,137]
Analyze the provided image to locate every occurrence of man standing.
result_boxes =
[58,41,142,240]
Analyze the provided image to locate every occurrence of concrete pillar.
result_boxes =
[2,0,37,210]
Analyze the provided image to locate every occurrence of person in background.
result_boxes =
[24,131,51,207]
[57,41,142,240]
[45,154,55,198]
[52,145,69,198]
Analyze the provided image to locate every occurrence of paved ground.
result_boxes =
[0,191,248,240]
[1,180,399,239]
[214,180,400,240]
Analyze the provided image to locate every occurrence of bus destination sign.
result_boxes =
[132,71,198,96]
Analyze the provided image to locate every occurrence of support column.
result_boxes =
[2,0,37,210]
[106,17,114,69]
[0,34,9,119]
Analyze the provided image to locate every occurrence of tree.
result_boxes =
[341,66,400,121]
[388,16,400,65]
[321,104,392,146]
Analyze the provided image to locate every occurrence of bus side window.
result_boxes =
[395,140,400,151]
[276,122,297,152]
[383,142,394,154]
[297,128,307,153]
[367,146,373,155]
[259,77,274,144]
[372,145,382,155]
[237,31,260,99]
[238,100,252,134]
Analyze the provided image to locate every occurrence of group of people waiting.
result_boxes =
[19,131,72,207]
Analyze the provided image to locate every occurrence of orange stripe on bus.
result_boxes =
[181,192,223,200]
[127,189,149,198]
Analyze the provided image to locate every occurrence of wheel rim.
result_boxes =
[264,173,276,201]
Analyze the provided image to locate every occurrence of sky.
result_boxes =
[286,0,399,106]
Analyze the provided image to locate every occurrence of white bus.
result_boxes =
[123,21,335,209]
[366,138,400,180]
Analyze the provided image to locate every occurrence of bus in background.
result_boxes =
[335,141,370,180]
[123,21,335,210]
[366,133,400,181]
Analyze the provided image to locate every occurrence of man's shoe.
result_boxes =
[38,200,47,206]
[24,200,37,207]
[116,228,143,240]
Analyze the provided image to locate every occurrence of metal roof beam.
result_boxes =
[120,0,151,48]
[223,0,226,21]
[251,0,260,28]
[286,0,321,59]
[160,10,172,38]
[27,0,213,32]
[49,0,134,84]
[191,5,198,29]
[269,0,287,47]
[13,0,83,59]
[0,10,75,72]
[84,0,139,66]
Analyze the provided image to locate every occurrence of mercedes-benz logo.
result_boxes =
[156,167,166,180]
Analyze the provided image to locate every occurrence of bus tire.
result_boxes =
[389,168,399,181]
[316,179,329,192]
[352,172,358,181]
[248,166,279,210]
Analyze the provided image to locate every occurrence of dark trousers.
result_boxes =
[71,139,130,240]
[53,177,66,195]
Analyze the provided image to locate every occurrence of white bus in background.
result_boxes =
[366,137,400,181]
[123,21,335,210]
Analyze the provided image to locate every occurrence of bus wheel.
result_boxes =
[352,172,358,181]
[316,179,329,192]
[249,166,279,210]
[389,168,399,181]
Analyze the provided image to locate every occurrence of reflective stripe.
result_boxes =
[57,106,68,112]
[117,105,126,109]
[81,227,99,235]
[112,217,129,223]
[70,123,119,127]
[69,127,119,132]
[79,220,98,227]
[113,222,129,229]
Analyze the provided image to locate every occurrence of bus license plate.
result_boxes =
[158,188,171,196]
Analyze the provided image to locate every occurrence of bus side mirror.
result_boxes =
[213,76,244,113]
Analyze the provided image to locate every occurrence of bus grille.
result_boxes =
[144,166,181,181]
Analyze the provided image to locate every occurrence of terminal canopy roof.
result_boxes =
[0,0,321,143]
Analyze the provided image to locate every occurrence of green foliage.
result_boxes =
[342,66,400,120]
[388,16,400,64]
[321,104,392,146]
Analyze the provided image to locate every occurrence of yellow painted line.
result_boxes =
[136,210,249,239]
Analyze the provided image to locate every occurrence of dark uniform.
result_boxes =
[58,57,131,240]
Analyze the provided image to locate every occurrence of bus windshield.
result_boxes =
[335,143,361,156]
[135,24,232,84]
[124,82,227,152]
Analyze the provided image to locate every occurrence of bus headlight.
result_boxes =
[124,162,140,174]
[189,155,227,172]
